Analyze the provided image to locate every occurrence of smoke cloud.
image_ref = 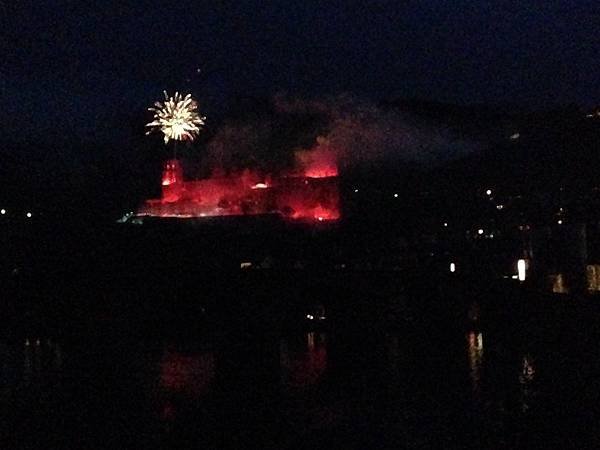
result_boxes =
[203,94,480,175]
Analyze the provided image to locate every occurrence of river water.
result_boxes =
[1,282,600,449]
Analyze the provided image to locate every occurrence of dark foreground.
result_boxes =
[1,273,600,449]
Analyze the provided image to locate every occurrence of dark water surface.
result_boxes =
[2,279,600,449]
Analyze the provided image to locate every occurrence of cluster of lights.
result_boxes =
[306,313,326,321]
[585,110,600,119]
[0,209,33,218]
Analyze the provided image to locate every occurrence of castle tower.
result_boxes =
[161,159,184,203]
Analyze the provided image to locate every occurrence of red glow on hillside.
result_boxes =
[304,165,338,179]
[138,157,340,222]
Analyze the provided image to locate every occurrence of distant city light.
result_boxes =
[486,189,492,196]
[443,222,448,227]
[478,229,484,235]
[517,259,527,281]
[306,314,314,320]
[26,212,32,218]
[394,193,398,198]
[586,111,600,119]
[450,262,456,273]
[509,133,520,140]
[557,219,563,225]
[496,204,504,210]
[354,188,359,193]
[0,209,5,215]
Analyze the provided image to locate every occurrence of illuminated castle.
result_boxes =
[137,153,340,221]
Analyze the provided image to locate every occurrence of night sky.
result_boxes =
[1,0,598,143]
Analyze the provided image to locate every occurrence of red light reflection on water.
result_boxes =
[158,349,216,424]
[160,350,215,395]
[280,332,328,388]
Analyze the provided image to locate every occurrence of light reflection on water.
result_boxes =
[159,348,215,395]
[280,332,328,389]
[157,348,216,425]
[519,354,537,412]
[467,331,484,396]
[0,296,585,449]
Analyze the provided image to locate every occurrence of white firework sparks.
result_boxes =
[146,91,206,143]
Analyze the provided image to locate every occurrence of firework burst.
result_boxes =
[146,91,206,143]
